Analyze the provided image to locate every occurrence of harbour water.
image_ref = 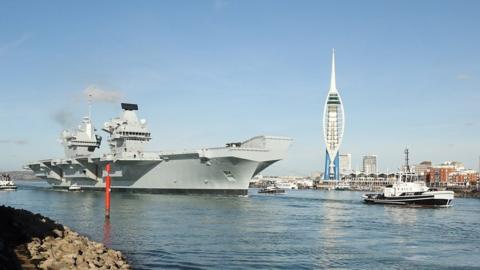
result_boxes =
[1,181,479,269]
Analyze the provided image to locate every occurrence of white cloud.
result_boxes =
[0,34,30,56]
[214,0,228,11]
[456,74,471,80]
[83,85,122,103]
[0,139,28,145]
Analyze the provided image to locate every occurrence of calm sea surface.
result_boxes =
[1,181,479,270]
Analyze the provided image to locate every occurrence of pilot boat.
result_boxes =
[362,179,454,207]
[362,149,454,207]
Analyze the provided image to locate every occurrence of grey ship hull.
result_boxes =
[27,136,292,195]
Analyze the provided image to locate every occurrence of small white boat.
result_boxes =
[68,183,81,191]
[258,185,286,194]
[334,182,351,191]
[0,174,17,190]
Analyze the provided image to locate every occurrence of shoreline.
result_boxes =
[451,190,480,198]
[0,205,131,269]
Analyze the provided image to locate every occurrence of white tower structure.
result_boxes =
[323,49,345,180]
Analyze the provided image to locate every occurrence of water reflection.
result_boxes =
[383,206,418,225]
[103,218,111,245]
[314,191,353,268]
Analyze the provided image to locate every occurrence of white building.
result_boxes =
[362,155,377,174]
[339,153,352,174]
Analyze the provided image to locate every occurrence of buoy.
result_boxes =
[105,163,111,219]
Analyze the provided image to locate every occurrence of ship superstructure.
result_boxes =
[61,116,101,158]
[102,103,151,157]
[27,103,292,195]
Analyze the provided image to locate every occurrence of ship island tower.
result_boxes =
[323,49,345,181]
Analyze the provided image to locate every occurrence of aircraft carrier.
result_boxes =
[26,103,292,195]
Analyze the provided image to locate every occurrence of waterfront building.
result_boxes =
[414,161,432,180]
[310,171,322,180]
[339,153,352,175]
[449,170,479,187]
[250,175,313,189]
[323,49,345,181]
[441,161,465,170]
[426,164,456,187]
[362,155,377,174]
[342,172,397,191]
[424,160,480,188]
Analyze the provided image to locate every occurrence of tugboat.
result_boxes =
[362,148,454,207]
[0,174,17,190]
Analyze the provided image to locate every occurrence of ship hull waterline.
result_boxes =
[42,157,264,196]
[363,194,453,207]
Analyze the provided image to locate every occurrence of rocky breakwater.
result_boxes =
[0,205,131,270]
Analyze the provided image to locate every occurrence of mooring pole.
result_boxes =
[105,163,111,219]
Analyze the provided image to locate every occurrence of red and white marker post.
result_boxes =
[105,163,111,219]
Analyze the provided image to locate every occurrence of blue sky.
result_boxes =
[0,0,479,175]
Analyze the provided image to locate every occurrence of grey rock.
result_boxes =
[52,228,63,238]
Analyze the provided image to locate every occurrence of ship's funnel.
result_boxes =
[121,103,138,111]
